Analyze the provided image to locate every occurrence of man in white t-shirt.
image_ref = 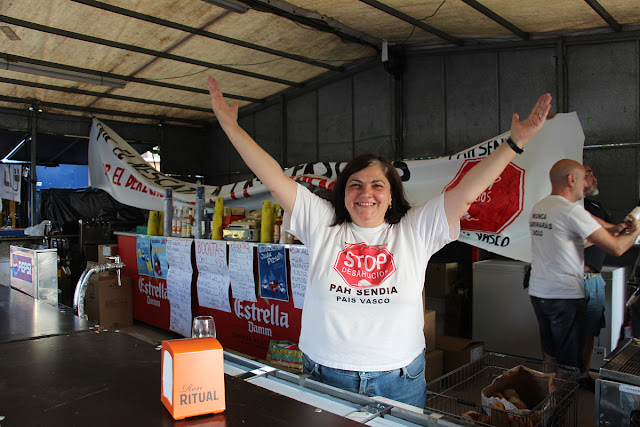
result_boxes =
[528,159,640,376]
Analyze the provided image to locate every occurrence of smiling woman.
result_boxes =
[208,75,551,407]
[332,154,411,228]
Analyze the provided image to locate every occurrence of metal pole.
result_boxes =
[29,104,37,227]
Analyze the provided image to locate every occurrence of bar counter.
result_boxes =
[0,330,364,426]
[0,285,450,426]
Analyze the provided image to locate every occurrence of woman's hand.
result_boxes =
[208,76,239,129]
[509,93,552,147]
[205,75,298,213]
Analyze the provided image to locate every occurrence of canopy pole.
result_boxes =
[29,104,38,227]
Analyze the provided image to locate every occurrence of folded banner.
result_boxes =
[89,114,583,261]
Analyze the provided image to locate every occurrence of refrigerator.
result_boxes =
[472,259,540,359]
[472,259,625,368]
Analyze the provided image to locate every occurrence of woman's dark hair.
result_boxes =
[331,153,411,226]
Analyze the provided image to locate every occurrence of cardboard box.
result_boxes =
[444,289,471,338]
[98,244,119,264]
[161,337,226,420]
[425,296,446,335]
[85,274,132,328]
[424,309,436,352]
[424,349,443,382]
[436,335,484,374]
[231,206,245,216]
[425,261,460,298]
[223,207,246,216]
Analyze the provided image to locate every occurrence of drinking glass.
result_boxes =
[192,315,216,338]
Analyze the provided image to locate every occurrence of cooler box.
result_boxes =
[10,244,58,306]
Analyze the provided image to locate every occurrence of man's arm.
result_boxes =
[586,218,640,256]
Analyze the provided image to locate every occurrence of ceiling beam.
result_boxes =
[583,0,622,32]
[236,0,380,49]
[0,94,208,125]
[70,0,344,72]
[47,138,81,163]
[358,0,463,46]
[459,0,529,40]
[0,15,303,87]
[1,53,264,103]
[0,76,213,113]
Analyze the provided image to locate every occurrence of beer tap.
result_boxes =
[73,255,125,320]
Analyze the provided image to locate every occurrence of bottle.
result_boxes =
[164,188,173,237]
[187,208,194,238]
[179,207,186,237]
[173,207,180,237]
[625,206,640,224]
[195,186,204,239]
[171,211,177,237]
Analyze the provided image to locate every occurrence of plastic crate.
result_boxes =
[426,352,578,426]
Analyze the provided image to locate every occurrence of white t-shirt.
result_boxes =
[284,184,459,371]
[528,195,601,299]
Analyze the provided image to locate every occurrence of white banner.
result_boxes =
[89,114,584,261]
[0,164,21,202]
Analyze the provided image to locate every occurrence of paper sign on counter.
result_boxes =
[289,246,309,309]
[228,242,257,302]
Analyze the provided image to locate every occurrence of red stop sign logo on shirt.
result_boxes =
[334,243,396,288]
[444,159,525,234]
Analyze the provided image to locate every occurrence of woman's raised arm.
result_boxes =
[208,76,298,213]
[443,93,552,226]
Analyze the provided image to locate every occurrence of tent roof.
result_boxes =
[0,0,638,127]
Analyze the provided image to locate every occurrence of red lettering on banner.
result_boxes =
[124,174,151,194]
[333,243,396,288]
[125,174,137,188]
[104,163,112,178]
[112,167,125,186]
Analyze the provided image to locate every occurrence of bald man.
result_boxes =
[528,159,640,379]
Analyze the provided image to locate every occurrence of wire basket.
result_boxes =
[425,352,578,426]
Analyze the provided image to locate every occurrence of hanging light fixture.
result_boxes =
[0,58,127,89]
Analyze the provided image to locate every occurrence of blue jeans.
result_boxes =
[302,350,427,408]
[530,296,586,372]
[583,274,606,336]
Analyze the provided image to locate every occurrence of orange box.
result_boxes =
[161,338,226,420]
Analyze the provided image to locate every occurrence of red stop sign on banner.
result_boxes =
[334,243,396,288]
[444,159,525,234]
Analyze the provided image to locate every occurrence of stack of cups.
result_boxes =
[211,197,224,240]
[164,188,173,237]
[260,200,273,243]
[195,186,204,239]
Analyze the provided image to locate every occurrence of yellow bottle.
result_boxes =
[211,197,224,240]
